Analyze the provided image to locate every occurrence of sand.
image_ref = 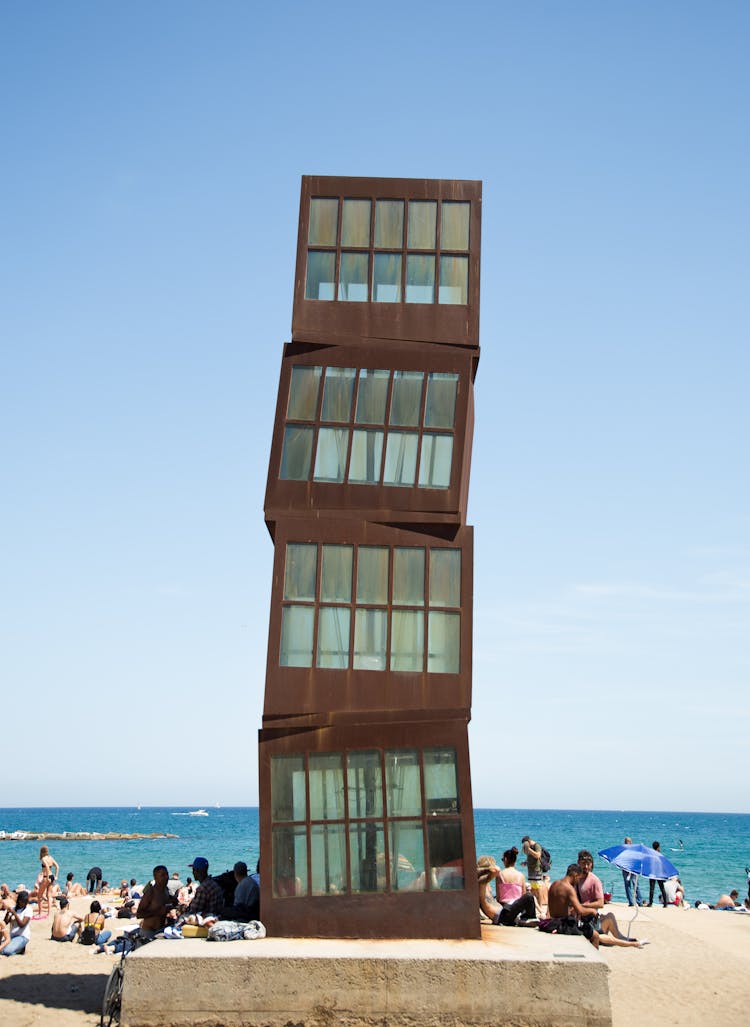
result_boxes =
[0,897,747,1025]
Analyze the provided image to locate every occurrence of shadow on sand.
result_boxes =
[0,971,106,1014]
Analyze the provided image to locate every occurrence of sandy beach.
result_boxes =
[0,897,747,1025]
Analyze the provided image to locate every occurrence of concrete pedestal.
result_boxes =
[120,926,611,1027]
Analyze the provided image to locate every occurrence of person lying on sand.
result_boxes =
[714,891,739,909]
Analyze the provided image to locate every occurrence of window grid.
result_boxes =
[305,197,470,304]
[280,365,458,490]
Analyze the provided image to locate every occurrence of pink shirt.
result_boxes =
[578,871,604,905]
[498,880,523,903]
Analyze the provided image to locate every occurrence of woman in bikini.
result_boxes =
[37,846,60,919]
[83,900,112,951]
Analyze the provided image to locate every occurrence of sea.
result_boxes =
[1,807,747,907]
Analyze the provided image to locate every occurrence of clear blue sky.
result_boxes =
[2,2,748,811]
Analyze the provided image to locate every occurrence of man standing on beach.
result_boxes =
[184,857,224,918]
[521,836,548,916]
[621,837,643,906]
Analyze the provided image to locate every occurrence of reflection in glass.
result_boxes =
[428,611,460,674]
[408,201,437,249]
[305,251,335,300]
[270,755,306,821]
[393,548,425,607]
[375,200,404,248]
[390,609,424,672]
[372,253,402,302]
[418,433,453,489]
[321,367,356,422]
[347,750,383,819]
[287,365,322,420]
[279,606,314,667]
[308,198,339,246]
[320,545,353,602]
[424,372,458,428]
[355,369,389,424]
[317,606,351,669]
[309,753,345,820]
[349,822,385,892]
[383,431,418,486]
[429,549,461,608]
[353,608,387,670]
[311,824,347,895]
[406,254,435,303]
[441,202,470,250]
[389,820,425,891]
[348,430,384,484]
[423,748,459,815]
[438,255,468,304]
[280,426,314,480]
[427,820,463,889]
[385,750,422,816]
[272,824,308,896]
[313,427,349,482]
[283,543,317,601]
[341,199,371,247]
[389,371,423,426]
[356,547,389,603]
[339,252,369,301]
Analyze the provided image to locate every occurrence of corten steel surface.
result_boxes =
[259,175,482,940]
[293,177,481,350]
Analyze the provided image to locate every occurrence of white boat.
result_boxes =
[187,809,209,816]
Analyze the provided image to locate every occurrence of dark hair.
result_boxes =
[521,835,530,843]
[90,900,101,913]
[153,865,168,877]
[567,864,582,877]
[16,890,29,906]
[652,841,660,850]
[502,847,519,866]
[66,872,74,882]
[577,850,593,864]
[59,896,69,909]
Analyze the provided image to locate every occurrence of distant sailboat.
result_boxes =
[187,809,209,816]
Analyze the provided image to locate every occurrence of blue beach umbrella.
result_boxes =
[597,843,680,937]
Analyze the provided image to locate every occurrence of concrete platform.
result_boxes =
[120,925,612,1027]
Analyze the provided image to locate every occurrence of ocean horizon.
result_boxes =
[1,806,746,907]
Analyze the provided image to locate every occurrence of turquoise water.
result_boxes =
[1,807,747,906]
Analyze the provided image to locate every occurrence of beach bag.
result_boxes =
[540,847,552,874]
[79,923,97,945]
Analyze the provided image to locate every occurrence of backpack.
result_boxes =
[79,923,97,945]
[540,847,552,874]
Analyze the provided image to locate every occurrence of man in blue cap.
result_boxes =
[184,857,224,918]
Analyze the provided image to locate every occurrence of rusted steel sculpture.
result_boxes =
[259,176,482,938]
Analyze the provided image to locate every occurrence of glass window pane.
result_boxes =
[321,367,356,422]
[383,431,418,486]
[355,369,389,424]
[317,606,351,669]
[393,548,425,607]
[389,371,423,426]
[353,608,387,670]
[305,251,335,300]
[347,750,383,819]
[349,823,385,893]
[356,546,388,603]
[427,821,464,890]
[320,544,353,602]
[429,549,461,608]
[428,611,460,674]
[271,755,306,821]
[424,372,458,428]
[280,605,314,667]
[313,427,349,482]
[272,824,307,896]
[341,199,371,247]
[441,202,470,250]
[348,429,384,484]
[439,255,468,304]
[280,426,314,480]
[311,824,347,895]
[308,198,338,246]
[283,543,317,601]
[287,365,322,420]
[390,609,424,672]
[308,753,345,820]
[423,747,459,814]
[405,254,435,303]
[339,252,369,301]
[375,200,404,248]
[418,433,453,489]
[389,820,426,892]
[408,200,436,249]
[385,750,422,816]
[372,253,402,302]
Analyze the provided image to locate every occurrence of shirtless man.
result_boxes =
[544,865,642,949]
[576,850,638,945]
[51,897,82,942]
[715,890,739,909]
[136,865,176,938]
